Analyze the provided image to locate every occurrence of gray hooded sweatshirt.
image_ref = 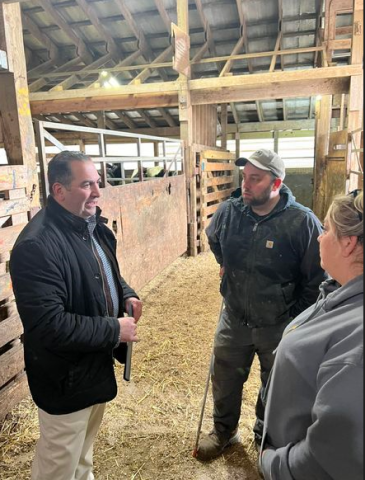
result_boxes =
[260,274,363,480]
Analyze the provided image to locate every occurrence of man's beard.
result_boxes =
[242,183,273,207]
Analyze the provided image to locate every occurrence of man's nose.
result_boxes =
[91,183,101,197]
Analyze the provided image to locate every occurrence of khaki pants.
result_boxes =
[31,403,106,480]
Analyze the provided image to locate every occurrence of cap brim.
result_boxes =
[235,157,249,166]
[235,157,271,172]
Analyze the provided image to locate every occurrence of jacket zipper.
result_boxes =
[89,235,109,317]
[244,220,259,324]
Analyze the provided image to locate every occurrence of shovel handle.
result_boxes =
[123,303,134,382]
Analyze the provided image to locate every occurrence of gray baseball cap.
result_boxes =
[235,149,285,180]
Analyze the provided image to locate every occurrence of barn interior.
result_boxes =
[0,0,363,477]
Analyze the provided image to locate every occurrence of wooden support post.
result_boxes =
[153,142,160,166]
[0,2,39,212]
[221,104,228,150]
[313,95,332,221]
[177,0,197,256]
[347,0,363,190]
[273,130,279,153]
[234,130,240,188]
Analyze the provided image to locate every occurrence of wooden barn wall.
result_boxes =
[193,105,217,147]
[99,175,187,292]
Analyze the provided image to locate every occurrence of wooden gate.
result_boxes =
[323,130,348,214]
[0,166,32,420]
[198,149,236,252]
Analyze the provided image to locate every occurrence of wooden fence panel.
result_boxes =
[198,150,236,252]
[0,165,29,421]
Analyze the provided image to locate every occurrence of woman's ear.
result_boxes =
[340,235,359,257]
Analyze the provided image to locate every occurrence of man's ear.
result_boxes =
[272,178,282,191]
[52,182,65,199]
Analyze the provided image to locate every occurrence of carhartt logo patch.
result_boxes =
[266,240,274,249]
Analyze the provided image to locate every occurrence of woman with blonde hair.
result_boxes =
[260,190,363,480]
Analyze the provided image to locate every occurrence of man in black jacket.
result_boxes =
[10,151,142,480]
[196,149,326,461]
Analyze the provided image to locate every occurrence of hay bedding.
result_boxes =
[0,252,261,480]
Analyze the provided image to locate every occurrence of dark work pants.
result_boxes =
[211,306,288,442]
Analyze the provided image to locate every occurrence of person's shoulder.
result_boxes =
[286,200,320,223]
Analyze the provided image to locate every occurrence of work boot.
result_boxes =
[196,428,241,461]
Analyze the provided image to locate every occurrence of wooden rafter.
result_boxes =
[235,0,253,73]
[114,0,169,82]
[269,31,282,72]
[220,36,245,77]
[21,11,58,61]
[256,101,264,122]
[278,0,285,70]
[193,0,223,73]
[29,64,361,114]
[115,111,137,129]
[29,57,82,92]
[129,45,173,85]
[73,0,120,61]
[158,108,176,127]
[153,0,172,33]
[282,99,287,120]
[37,0,94,64]
[137,110,157,128]
[50,53,114,92]
[73,113,97,128]
[230,102,240,125]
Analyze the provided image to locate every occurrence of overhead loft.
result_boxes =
[0,0,360,133]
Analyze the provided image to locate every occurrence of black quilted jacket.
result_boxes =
[10,196,137,414]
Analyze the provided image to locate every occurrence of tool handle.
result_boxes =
[123,303,134,382]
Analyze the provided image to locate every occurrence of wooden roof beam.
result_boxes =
[21,11,58,61]
[256,101,264,122]
[73,0,130,76]
[269,31,282,72]
[29,56,82,92]
[50,53,114,92]
[129,45,173,85]
[137,110,157,128]
[114,0,169,81]
[230,102,240,125]
[37,0,94,64]
[115,111,137,129]
[220,36,245,77]
[73,113,97,128]
[86,50,141,89]
[157,108,177,127]
[193,0,223,73]
[282,99,287,120]
[153,0,173,33]
[235,0,253,73]
[29,65,360,114]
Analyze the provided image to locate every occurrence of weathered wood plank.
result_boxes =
[201,202,223,217]
[0,273,12,302]
[0,372,29,422]
[202,188,235,203]
[201,150,235,161]
[0,224,25,254]
[0,197,30,217]
[0,342,24,389]
[0,313,22,349]
[201,162,235,172]
[4,187,26,200]
[201,175,234,187]
[0,165,29,190]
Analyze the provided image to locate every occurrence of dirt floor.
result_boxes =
[0,252,262,480]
